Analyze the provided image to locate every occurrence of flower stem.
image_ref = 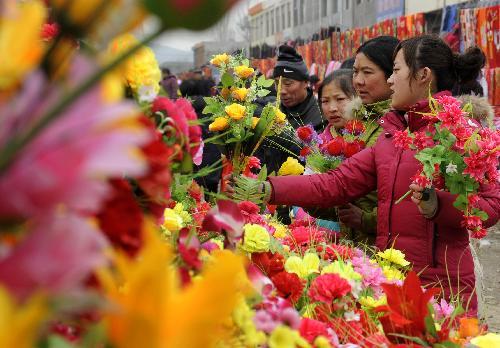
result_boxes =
[395,190,412,205]
[0,26,165,174]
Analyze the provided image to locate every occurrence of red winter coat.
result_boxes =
[268,92,500,312]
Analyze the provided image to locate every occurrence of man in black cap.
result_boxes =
[273,45,324,130]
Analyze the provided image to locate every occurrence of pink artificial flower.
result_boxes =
[393,129,413,149]
[201,199,244,247]
[433,298,455,321]
[254,296,301,333]
[175,97,203,160]
[41,22,59,42]
[247,264,274,297]
[299,318,329,344]
[152,96,189,140]
[352,255,387,292]
[308,273,351,304]
[0,62,151,220]
[0,213,108,299]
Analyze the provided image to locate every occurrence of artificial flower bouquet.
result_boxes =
[394,94,499,239]
[296,120,366,174]
[203,53,287,179]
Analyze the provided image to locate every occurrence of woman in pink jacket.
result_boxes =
[261,36,499,312]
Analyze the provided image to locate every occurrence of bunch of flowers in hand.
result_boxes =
[394,94,499,239]
[204,52,287,178]
[296,120,366,173]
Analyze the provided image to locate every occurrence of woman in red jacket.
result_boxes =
[260,36,499,313]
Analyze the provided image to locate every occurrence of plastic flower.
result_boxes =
[270,222,288,239]
[162,208,184,234]
[393,129,413,149]
[321,260,362,281]
[241,224,270,253]
[278,157,305,176]
[470,333,500,347]
[97,224,247,348]
[271,271,304,303]
[252,117,260,129]
[299,318,329,344]
[268,325,310,348]
[210,53,230,67]
[308,273,351,303]
[108,33,162,97]
[208,117,229,132]
[382,266,405,282]
[0,0,46,91]
[359,295,387,309]
[225,103,247,120]
[274,107,286,123]
[234,65,254,79]
[0,286,47,348]
[231,296,266,347]
[377,249,410,267]
[285,253,320,279]
[232,87,248,101]
[445,162,458,174]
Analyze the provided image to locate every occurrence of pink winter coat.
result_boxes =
[269,92,500,312]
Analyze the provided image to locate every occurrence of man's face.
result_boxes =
[275,77,308,108]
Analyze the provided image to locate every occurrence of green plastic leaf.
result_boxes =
[221,72,234,88]
[424,314,438,338]
[261,78,275,88]
[257,89,271,97]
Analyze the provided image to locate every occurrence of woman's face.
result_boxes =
[387,50,420,110]
[353,52,392,104]
[320,82,352,129]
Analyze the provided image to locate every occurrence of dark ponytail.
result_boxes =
[395,35,486,95]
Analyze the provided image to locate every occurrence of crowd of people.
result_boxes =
[163,34,498,315]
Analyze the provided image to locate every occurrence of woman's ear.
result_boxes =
[418,67,433,85]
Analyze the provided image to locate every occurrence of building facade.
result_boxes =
[248,0,380,47]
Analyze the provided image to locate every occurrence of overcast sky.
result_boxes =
[152,0,249,51]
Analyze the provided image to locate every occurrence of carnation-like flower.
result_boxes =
[210,53,230,67]
[278,157,304,176]
[234,65,254,79]
[225,103,247,120]
[162,208,184,233]
[271,271,304,303]
[232,87,248,101]
[359,295,387,309]
[321,260,362,281]
[268,325,309,348]
[308,273,352,303]
[241,224,270,253]
[299,318,329,344]
[382,266,405,282]
[208,117,229,132]
[270,222,288,239]
[296,125,314,142]
[284,253,320,279]
[377,249,410,267]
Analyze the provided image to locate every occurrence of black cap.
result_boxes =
[273,45,309,81]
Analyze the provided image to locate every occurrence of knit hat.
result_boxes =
[273,45,309,81]
[356,36,400,78]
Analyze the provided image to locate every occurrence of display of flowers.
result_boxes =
[296,120,367,174]
[394,95,500,239]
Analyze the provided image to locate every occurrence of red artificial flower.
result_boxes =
[375,271,440,344]
[300,147,312,157]
[393,129,413,150]
[344,140,364,158]
[297,126,314,142]
[175,98,203,158]
[330,316,365,344]
[152,96,190,142]
[299,318,329,344]
[319,244,354,261]
[96,179,143,257]
[238,200,260,215]
[41,22,59,42]
[308,273,351,303]
[345,120,365,135]
[242,156,261,178]
[411,172,431,188]
[467,194,480,208]
[326,137,345,156]
[251,251,285,277]
[284,225,326,252]
[271,271,304,303]
[413,131,434,150]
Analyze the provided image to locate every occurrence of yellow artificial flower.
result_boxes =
[209,117,230,132]
[269,222,288,239]
[470,333,500,347]
[210,53,230,67]
[232,87,248,102]
[358,295,387,309]
[107,33,161,96]
[231,296,267,347]
[377,249,410,267]
[225,103,247,120]
[285,253,320,279]
[0,286,47,348]
[97,221,248,348]
[241,224,270,253]
[382,266,405,282]
[274,107,287,124]
[173,203,192,225]
[234,65,255,79]
[269,325,311,348]
[278,157,305,176]
[314,336,332,348]
[0,0,46,92]
[321,261,362,281]
[163,208,183,233]
[301,303,317,318]
[251,117,260,129]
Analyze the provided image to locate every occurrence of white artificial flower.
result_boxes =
[446,162,458,175]
[344,310,360,322]
[138,84,158,103]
